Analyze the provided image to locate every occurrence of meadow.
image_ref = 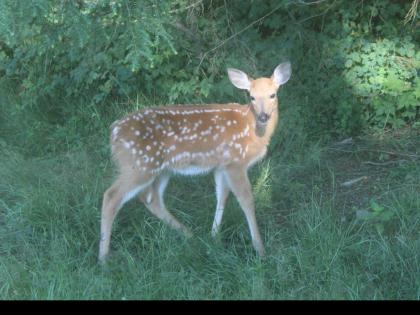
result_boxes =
[0,0,419,300]
[0,95,419,299]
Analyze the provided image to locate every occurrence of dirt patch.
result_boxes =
[320,132,420,219]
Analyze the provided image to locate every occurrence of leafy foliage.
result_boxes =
[0,0,418,139]
[0,0,185,105]
[321,2,420,131]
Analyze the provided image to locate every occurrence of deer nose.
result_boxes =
[257,112,269,124]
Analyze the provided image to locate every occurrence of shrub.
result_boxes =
[0,0,418,139]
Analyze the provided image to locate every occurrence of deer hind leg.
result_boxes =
[223,166,266,257]
[99,172,155,264]
[139,174,192,238]
[211,170,230,237]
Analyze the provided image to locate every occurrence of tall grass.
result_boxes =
[0,94,419,299]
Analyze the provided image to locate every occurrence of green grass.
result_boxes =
[0,97,419,300]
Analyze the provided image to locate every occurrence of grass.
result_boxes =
[0,96,419,300]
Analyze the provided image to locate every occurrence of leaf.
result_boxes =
[370,200,384,213]
[345,59,353,68]
[383,73,409,94]
[381,210,394,222]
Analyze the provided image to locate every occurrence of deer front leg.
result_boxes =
[211,170,230,237]
[223,166,265,257]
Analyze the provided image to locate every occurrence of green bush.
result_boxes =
[321,2,420,131]
[0,0,184,105]
[0,0,418,139]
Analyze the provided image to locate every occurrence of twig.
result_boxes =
[197,3,284,68]
[326,147,419,160]
[370,150,419,160]
[404,0,419,25]
[297,0,329,5]
[333,137,353,146]
[340,176,368,187]
[297,0,337,24]
[362,160,408,166]
[169,0,203,14]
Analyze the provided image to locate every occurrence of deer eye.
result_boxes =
[270,94,276,99]
[250,96,255,101]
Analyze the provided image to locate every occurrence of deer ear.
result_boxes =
[227,68,251,90]
[272,62,292,87]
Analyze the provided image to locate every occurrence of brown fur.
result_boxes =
[99,62,291,263]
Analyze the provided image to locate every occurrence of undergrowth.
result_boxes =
[0,97,418,300]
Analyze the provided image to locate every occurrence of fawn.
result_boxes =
[99,62,292,263]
